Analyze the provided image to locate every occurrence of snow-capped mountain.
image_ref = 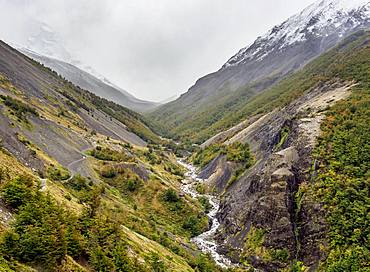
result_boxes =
[151,0,370,135]
[22,22,123,92]
[223,0,369,69]
[25,22,73,63]
[15,21,159,112]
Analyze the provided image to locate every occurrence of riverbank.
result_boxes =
[177,159,234,268]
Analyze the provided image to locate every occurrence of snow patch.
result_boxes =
[222,0,369,69]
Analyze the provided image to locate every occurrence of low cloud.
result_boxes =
[0,0,314,101]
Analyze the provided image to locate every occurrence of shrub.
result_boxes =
[90,147,131,162]
[126,179,140,192]
[47,166,70,181]
[0,95,38,122]
[198,196,212,213]
[100,166,117,178]
[191,144,225,167]
[226,142,253,164]
[182,215,203,236]
[1,194,68,270]
[148,252,166,272]
[1,176,34,209]
[195,183,206,194]
[163,188,179,202]
[192,142,253,168]
[65,174,90,191]
[192,254,217,272]
[270,248,289,263]
[275,126,290,150]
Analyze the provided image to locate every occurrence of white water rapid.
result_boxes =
[177,159,234,268]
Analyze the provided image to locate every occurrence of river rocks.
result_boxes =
[178,159,235,268]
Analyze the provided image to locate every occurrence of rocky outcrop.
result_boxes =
[198,155,233,194]
[209,81,353,270]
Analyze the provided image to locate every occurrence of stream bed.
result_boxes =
[177,159,234,268]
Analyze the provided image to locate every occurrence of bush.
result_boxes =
[1,194,68,271]
[47,166,70,181]
[90,146,130,162]
[182,215,203,236]
[65,174,90,191]
[1,176,34,209]
[198,196,212,213]
[195,183,206,194]
[0,95,38,122]
[100,166,117,178]
[148,252,166,272]
[126,179,140,192]
[192,142,253,168]
[226,142,253,164]
[192,254,218,272]
[270,248,289,263]
[163,188,179,202]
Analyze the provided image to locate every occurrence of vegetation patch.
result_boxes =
[192,142,254,190]
[308,87,370,271]
[275,126,290,150]
[192,142,253,168]
[162,188,180,202]
[100,164,143,194]
[1,175,35,209]
[47,165,71,181]
[89,146,133,162]
[241,226,273,266]
[0,95,38,123]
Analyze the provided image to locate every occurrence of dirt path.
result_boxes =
[65,147,92,181]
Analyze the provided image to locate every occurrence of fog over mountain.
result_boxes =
[0,0,313,101]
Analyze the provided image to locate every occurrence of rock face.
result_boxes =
[203,82,353,270]
[198,155,233,194]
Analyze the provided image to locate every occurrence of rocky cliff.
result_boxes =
[215,82,352,270]
[192,28,370,270]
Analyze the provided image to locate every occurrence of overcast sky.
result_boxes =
[0,0,314,102]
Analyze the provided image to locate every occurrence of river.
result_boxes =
[177,159,234,268]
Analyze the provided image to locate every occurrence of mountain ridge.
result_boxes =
[148,0,370,143]
[21,49,160,113]
[10,21,160,113]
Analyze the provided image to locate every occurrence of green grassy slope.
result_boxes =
[302,85,369,271]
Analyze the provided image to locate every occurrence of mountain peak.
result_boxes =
[223,0,370,69]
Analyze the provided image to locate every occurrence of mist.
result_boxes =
[0,0,314,101]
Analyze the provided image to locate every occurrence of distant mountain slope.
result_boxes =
[0,40,160,146]
[21,49,160,113]
[9,21,159,113]
[149,0,370,143]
